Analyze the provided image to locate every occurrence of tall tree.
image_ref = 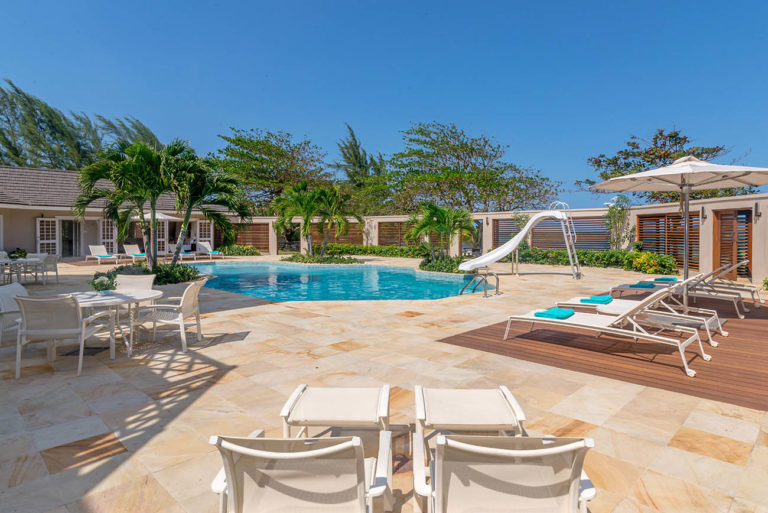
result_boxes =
[578,128,756,202]
[272,181,321,256]
[0,79,158,168]
[330,124,385,187]
[167,151,254,265]
[217,128,330,214]
[388,122,560,213]
[406,203,477,260]
[315,186,363,257]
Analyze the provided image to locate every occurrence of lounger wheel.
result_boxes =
[686,369,696,377]
[702,353,712,361]
[709,340,719,348]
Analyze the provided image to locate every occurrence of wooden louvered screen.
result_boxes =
[235,223,270,252]
[492,219,523,248]
[310,222,363,245]
[714,209,752,279]
[637,213,700,270]
[531,217,610,250]
[378,222,415,246]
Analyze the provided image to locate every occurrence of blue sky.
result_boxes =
[4,0,768,207]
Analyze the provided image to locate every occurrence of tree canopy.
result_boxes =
[216,128,331,214]
[387,122,560,213]
[0,79,158,169]
[579,128,757,202]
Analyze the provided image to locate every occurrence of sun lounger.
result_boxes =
[167,243,197,261]
[85,245,119,265]
[704,260,763,308]
[121,244,146,264]
[210,428,394,513]
[421,434,594,513]
[506,287,712,377]
[197,241,224,259]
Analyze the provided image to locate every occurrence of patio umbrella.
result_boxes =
[591,155,768,304]
[131,212,183,222]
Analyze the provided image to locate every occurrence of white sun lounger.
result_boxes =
[506,287,712,377]
[559,278,727,347]
[704,260,763,308]
[85,245,119,265]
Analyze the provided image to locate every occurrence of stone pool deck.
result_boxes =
[0,256,766,513]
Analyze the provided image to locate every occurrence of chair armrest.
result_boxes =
[368,430,392,498]
[138,304,182,310]
[500,386,527,434]
[414,385,426,422]
[579,469,596,503]
[210,429,264,494]
[82,310,114,325]
[377,384,391,428]
[412,425,431,498]
[280,384,307,419]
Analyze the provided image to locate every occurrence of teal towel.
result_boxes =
[132,253,145,257]
[210,250,220,254]
[97,255,113,258]
[534,308,575,320]
[654,277,678,282]
[629,282,656,289]
[580,295,613,304]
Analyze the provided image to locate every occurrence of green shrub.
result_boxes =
[763,276,768,291]
[9,248,27,259]
[281,254,364,264]
[219,244,261,256]
[314,243,430,259]
[418,256,471,274]
[503,247,677,274]
[90,262,201,288]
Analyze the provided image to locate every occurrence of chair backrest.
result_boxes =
[180,279,206,316]
[434,435,592,513]
[167,243,177,254]
[115,273,155,291]
[27,253,47,260]
[0,283,29,336]
[123,244,141,255]
[89,245,109,256]
[43,254,58,269]
[15,295,81,338]
[209,435,368,513]
[198,241,213,253]
[0,251,8,259]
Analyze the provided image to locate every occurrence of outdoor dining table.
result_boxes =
[71,289,163,357]
[0,258,43,283]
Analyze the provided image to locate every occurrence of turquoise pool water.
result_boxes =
[193,262,474,301]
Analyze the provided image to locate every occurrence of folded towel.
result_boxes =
[534,308,575,320]
[97,255,114,258]
[629,282,656,289]
[132,253,146,257]
[580,295,613,304]
[654,277,678,282]
[210,251,220,254]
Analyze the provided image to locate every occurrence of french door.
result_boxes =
[36,218,58,255]
[99,219,117,254]
[713,209,752,279]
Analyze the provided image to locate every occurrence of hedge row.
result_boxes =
[507,247,678,274]
[314,243,430,259]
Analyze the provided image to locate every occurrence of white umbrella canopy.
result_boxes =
[591,155,768,305]
[131,212,183,222]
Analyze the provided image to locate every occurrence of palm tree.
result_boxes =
[75,140,171,269]
[316,186,363,256]
[272,181,321,255]
[406,203,476,260]
[167,153,254,265]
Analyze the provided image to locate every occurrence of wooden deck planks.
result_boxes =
[438,297,768,410]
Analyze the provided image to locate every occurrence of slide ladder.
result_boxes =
[551,201,582,280]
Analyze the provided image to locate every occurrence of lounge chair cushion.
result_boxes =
[654,277,678,282]
[423,388,520,430]
[580,295,612,304]
[97,255,114,258]
[132,253,146,257]
[629,282,656,289]
[534,308,574,320]
[287,387,382,427]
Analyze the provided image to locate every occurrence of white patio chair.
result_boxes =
[506,286,712,377]
[167,243,198,262]
[421,434,594,513]
[198,241,224,259]
[39,254,59,285]
[705,260,763,308]
[209,429,393,513]
[14,294,115,378]
[0,283,28,344]
[86,245,118,265]
[122,244,147,264]
[132,278,206,351]
[115,273,156,291]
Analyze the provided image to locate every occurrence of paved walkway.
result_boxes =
[0,257,766,513]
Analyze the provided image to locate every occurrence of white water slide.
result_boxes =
[459,206,582,280]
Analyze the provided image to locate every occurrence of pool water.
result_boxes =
[193,262,475,301]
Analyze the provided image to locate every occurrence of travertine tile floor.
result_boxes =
[0,257,766,513]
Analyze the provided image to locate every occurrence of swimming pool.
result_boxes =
[193,262,474,301]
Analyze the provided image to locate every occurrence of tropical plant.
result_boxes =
[219,244,261,256]
[272,181,321,256]
[406,203,477,260]
[419,256,470,274]
[166,149,253,265]
[315,186,363,257]
[0,79,158,168]
[603,195,635,250]
[281,254,363,264]
[330,124,385,187]
[314,243,431,259]
[74,140,185,269]
[90,262,200,286]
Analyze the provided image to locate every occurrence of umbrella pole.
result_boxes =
[682,186,690,310]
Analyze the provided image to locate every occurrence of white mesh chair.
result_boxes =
[115,273,156,291]
[198,241,224,259]
[132,279,206,351]
[39,254,59,285]
[86,245,118,265]
[14,294,115,378]
[209,430,393,513]
[426,435,594,513]
[122,244,147,264]
[0,283,28,344]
